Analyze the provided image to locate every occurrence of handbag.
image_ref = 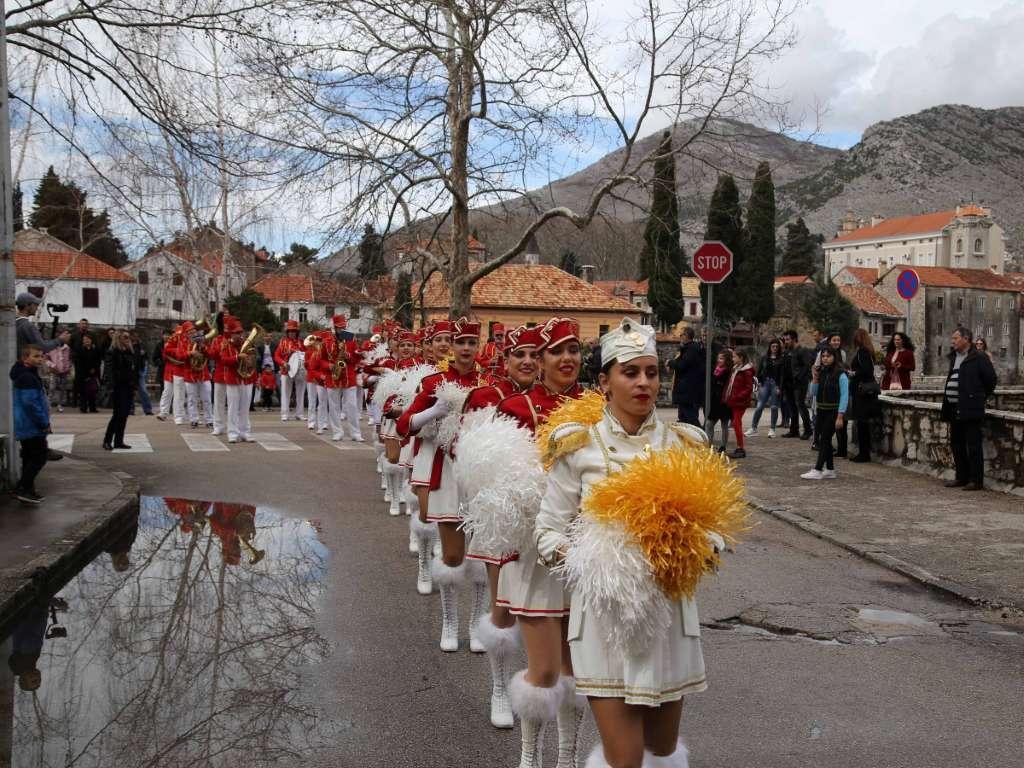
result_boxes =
[858,381,881,397]
[888,373,903,392]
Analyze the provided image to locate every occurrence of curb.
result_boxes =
[0,466,141,638]
[747,496,1020,614]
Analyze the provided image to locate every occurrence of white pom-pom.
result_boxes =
[371,369,404,409]
[367,342,391,364]
[554,515,672,655]
[434,380,472,449]
[451,406,499,498]
[396,364,435,409]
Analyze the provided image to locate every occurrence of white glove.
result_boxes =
[409,399,449,431]
[366,375,379,385]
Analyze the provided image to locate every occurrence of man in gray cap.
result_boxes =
[15,293,70,352]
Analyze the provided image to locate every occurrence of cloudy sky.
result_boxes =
[773,0,1024,147]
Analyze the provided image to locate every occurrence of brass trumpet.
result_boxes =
[303,334,323,349]
[239,536,266,565]
[236,323,264,379]
[195,314,219,342]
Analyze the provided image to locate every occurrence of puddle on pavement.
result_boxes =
[0,495,330,767]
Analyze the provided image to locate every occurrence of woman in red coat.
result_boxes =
[881,332,916,390]
[724,349,755,458]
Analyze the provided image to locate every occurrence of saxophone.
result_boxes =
[331,341,349,381]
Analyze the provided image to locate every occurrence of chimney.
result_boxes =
[579,264,596,284]
[524,233,540,265]
[871,214,885,227]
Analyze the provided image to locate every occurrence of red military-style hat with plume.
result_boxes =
[453,316,480,340]
[492,322,506,335]
[331,315,347,329]
[428,320,454,339]
[538,317,580,351]
[504,324,543,352]
[285,319,300,332]
[398,330,416,343]
[224,316,243,334]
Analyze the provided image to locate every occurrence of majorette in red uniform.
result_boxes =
[207,314,232,436]
[273,319,307,422]
[218,316,255,443]
[477,322,507,379]
[377,329,417,517]
[458,323,544,728]
[182,324,214,428]
[158,323,190,424]
[496,317,587,768]
[396,317,487,651]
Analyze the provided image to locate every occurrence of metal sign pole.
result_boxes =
[905,298,912,339]
[703,284,713,432]
[0,5,19,489]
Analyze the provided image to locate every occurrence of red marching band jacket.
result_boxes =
[497,382,584,435]
[274,335,305,372]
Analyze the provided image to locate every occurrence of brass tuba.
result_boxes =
[236,323,263,379]
[189,315,218,371]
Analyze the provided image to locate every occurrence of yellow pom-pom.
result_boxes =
[582,445,749,600]
[535,389,606,469]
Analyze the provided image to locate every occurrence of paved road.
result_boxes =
[39,410,1024,767]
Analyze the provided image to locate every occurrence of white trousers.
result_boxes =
[171,376,186,423]
[185,380,213,424]
[368,401,382,427]
[226,384,253,441]
[325,387,344,438]
[316,385,330,431]
[307,382,320,428]
[158,378,173,417]
[341,386,362,439]
[281,372,306,420]
[212,382,227,434]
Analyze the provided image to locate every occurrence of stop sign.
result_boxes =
[692,241,734,284]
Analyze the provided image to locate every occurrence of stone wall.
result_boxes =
[876,393,1024,496]
[883,389,1024,412]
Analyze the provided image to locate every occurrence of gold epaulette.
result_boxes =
[541,422,590,468]
[669,421,711,449]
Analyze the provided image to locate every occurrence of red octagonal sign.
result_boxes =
[692,241,734,284]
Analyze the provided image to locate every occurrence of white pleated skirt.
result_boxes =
[496,546,570,617]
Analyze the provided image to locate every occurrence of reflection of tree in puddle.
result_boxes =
[9,496,330,767]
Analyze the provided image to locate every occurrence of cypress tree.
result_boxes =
[559,248,579,277]
[802,276,859,342]
[638,132,684,328]
[699,174,744,323]
[779,217,818,275]
[394,270,414,328]
[357,223,387,279]
[740,161,776,325]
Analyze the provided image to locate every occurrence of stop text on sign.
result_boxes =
[692,241,734,284]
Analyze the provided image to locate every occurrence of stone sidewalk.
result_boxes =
[731,419,1024,611]
[0,454,139,636]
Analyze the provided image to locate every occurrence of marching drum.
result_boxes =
[287,350,305,378]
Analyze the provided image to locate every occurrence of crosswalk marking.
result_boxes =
[49,434,75,454]
[112,434,153,453]
[182,433,230,452]
[249,432,302,452]
[314,433,373,451]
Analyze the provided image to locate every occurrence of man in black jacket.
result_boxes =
[941,327,997,491]
[667,327,704,426]
[781,329,813,438]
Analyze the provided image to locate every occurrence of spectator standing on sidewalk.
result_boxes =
[801,346,849,480]
[129,331,154,416]
[667,326,704,426]
[152,330,169,394]
[747,337,783,437]
[705,349,734,452]
[10,344,51,504]
[73,334,102,413]
[812,333,848,451]
[724,349,754,458]
[882,332,916,391]
[847,329,879,463]
[102,330,138,450]
[68,318,97,408]
[14,293,70,353]
[44,337,72,413]
[941,327,997,491]
[780,329,812,439]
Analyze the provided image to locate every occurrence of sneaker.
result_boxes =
[351,436,365,443]
[13,489,43,504]
[800,469,824,480]
[156,414,167,422]
[174,419,184,426]
[281,416,289,422]
[729,448,746,459]
[228,437,238,444]
[332,434,343,441]
[768,429,776,438]
[57,405,64,413]
[211,429,223,436]
[744,428,757,437]
[821,469,837,479]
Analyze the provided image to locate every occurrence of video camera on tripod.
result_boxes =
[45,302,70,340]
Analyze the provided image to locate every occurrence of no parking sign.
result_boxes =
[896,268,919,337]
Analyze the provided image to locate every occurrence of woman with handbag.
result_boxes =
[847,328,879,463]
[881,332,916,391]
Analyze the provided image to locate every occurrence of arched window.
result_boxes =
[955,238,963,254]
[973,237,984,254]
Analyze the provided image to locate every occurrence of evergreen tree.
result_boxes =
[225,288,282,332]
[559,248,579,277]
[699,174,744,323]
[639,132,685,328]
[393,270,414,328]
[802,276,859,342]
[357,223,387,279]
[779,217,819,276]
[282,242,318,265]
[85,210,128,268]
[739,161,776,325]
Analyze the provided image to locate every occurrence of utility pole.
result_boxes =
[0,3,19,489]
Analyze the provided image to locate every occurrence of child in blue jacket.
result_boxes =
[11,344,51,503]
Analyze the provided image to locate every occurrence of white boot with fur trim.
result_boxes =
[643,740,689,767]
[584,745,610,768]
[467,560,489,653]
[431,560,465,651]
[555,676,587,768]
[475,617,520,728]
[411,516,435,594]
[402,470,412,515]
[383,462,404,516]
[510,671,564,768]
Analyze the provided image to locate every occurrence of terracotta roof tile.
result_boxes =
[838,267,880,285]
[15,250,134,283]
[839,284,901,317]
[830,211,958,244]
[882,266,1021,292]
[774,274,813,287]
[420,263,637,312]
[251,273,375,305]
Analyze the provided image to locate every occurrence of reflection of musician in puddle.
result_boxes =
[7,602,49,691]
[164,497,211,533]
[103,510,140,572]
[209,502,265,565]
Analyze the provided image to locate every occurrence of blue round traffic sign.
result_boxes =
[896,269,920,301]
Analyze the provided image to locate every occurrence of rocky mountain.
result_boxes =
[470,105,1024,279]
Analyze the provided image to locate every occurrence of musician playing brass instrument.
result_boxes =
[218,316,256,443]
[183,318,217,428]
[318,315,363,442]
[158,323,190,424]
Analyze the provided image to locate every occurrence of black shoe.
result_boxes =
[799,432,812,440]
[729,448,746,459]
[781,432,799,438]
[810,442,819,451]
[89,409,98,413]
[190,421,199,428]
[834,452,848,458]
[46,449,63,461]
[13,489,43,505]
[944,479,968,488]
[102,442,113,451]
[961,482,983,492]
[112,443,132,450]
[849,455,870,463]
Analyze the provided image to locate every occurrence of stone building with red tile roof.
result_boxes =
[145,223,273,284]
[839,283,905,347]
[824,204,1006,279]
[15,228,138,327]
[123,247,246,323]
[251,267,379,334]
[416,262,639,339]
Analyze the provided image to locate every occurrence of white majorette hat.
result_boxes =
[600,317,657,366]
